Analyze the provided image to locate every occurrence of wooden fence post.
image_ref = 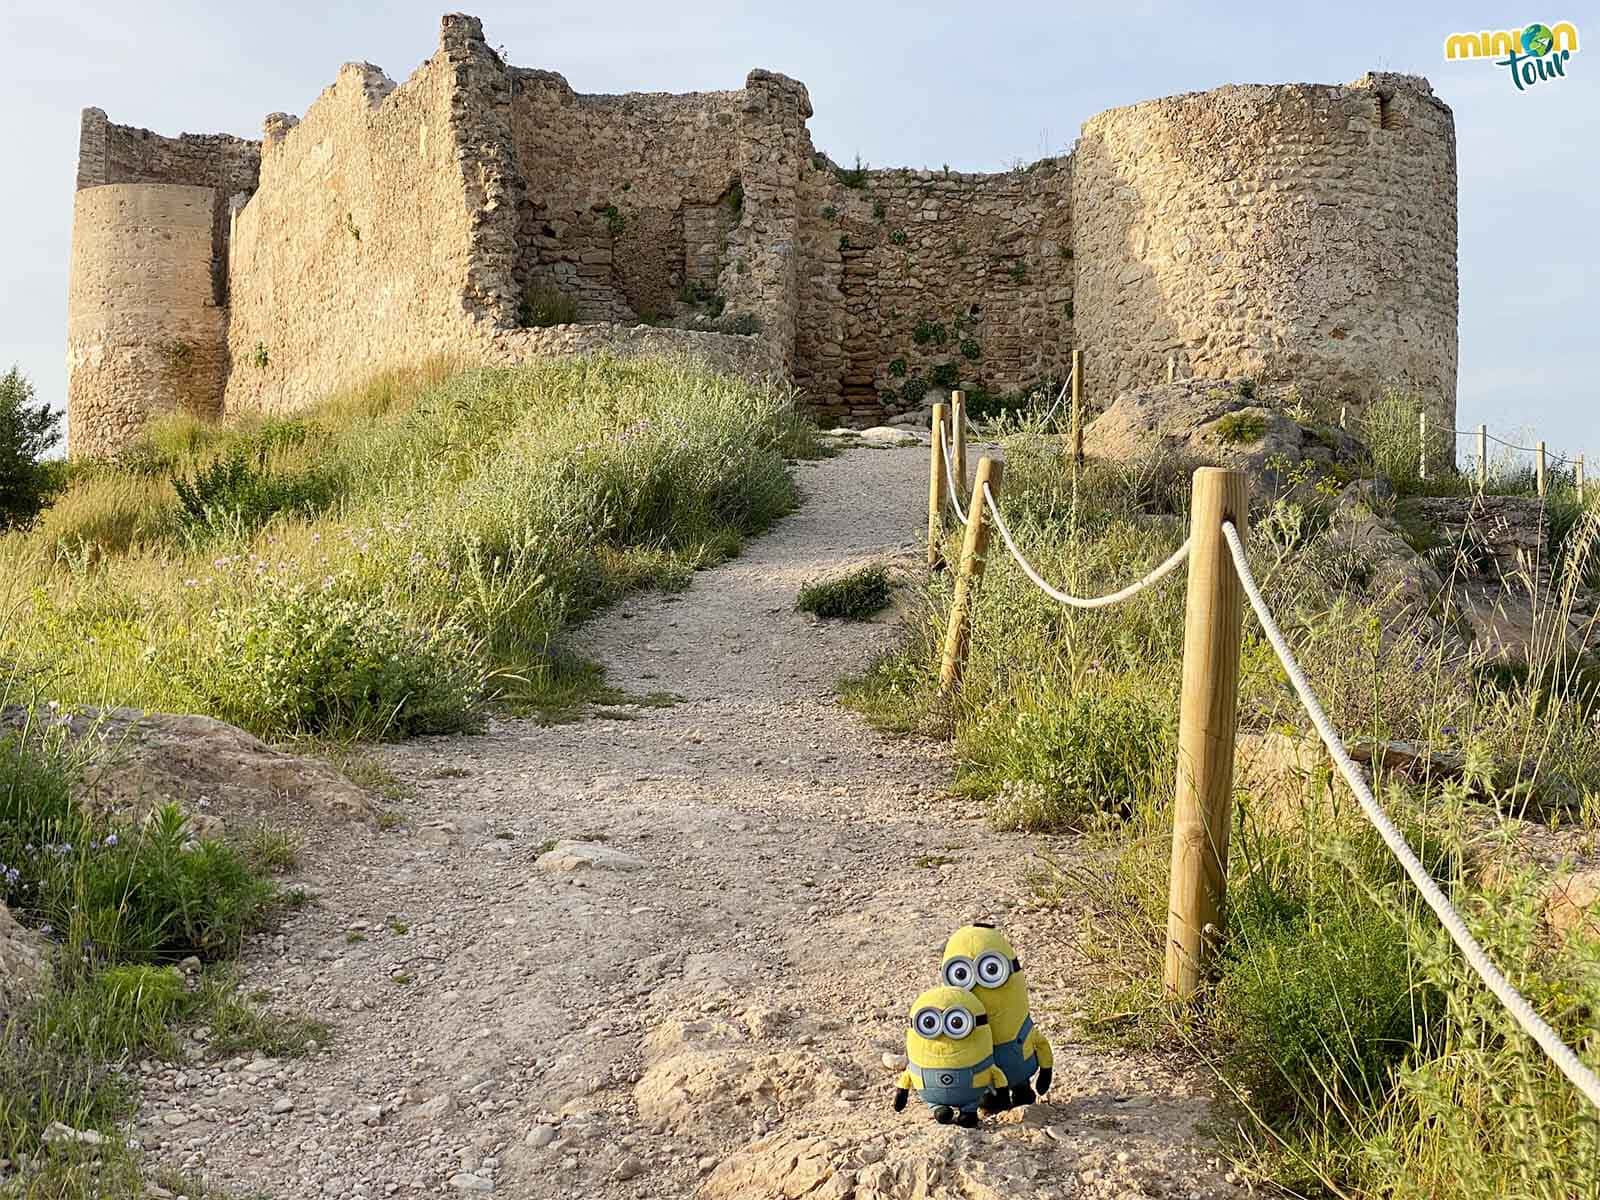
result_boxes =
[1418,410,1428,482]
[1477,425,1488,492]
[1578,454,1586,503]
[938,456,1004,696]
[1070,349,1084,465]
[1537,441,1547,499]
[1339,404,1347,431]
[951,390,968,500]
[928,403,948,571]
[1164,467,1249,1002]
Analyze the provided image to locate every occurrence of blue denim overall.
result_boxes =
[910,1054,996,1114]
[992,1014,1037,1088]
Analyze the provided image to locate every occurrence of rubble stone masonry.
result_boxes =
[65,15,1458,454]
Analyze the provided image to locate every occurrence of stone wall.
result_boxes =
[1072,74,1457,422]
[67,184,229,457]
[222,40,490,415]
[794,157,1073,425]
[65,13,1461,451]
[76,107,260,303]
[509,73,746,323]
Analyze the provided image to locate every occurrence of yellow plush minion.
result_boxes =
[892,986,1008,1127]
[941,923,1053,1111]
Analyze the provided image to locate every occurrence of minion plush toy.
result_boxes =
[941,924,1053,1111]
[891,986,1009,1127]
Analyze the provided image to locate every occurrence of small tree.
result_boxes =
[0,367,63,529]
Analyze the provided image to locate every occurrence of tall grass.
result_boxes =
[0,720,317,1197]
[3,355,815,737]
[845,415,1600,1196]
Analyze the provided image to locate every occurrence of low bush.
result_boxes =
[171,448,341,542]
[797,563,893,620]
[1214,409,1267,444]
[199,576,483,741]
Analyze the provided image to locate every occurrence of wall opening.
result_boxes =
[1377,92,1403,130]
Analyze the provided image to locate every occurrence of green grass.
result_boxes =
[0,729,321,1197]
[5,355,819,742]
[844,413,1600,1197]
[796,563,893,620]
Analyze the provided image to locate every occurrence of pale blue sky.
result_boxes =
[2,2,1593,463]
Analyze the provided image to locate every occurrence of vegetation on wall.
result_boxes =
[834,155,868,189]
[518,285,579,328]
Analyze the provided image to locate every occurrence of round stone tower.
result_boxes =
[67,183,228,457]
[1071,73,1457,423]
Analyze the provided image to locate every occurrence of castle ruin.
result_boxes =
[66,13,1459,457]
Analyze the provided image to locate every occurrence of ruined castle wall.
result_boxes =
[67,184,227,457]
[507,66,810,368]
[223,49,486,416]
[1072,74,1458,421]
[76,108,260,303]
[509,75,746,322]
[793,158,1073,424]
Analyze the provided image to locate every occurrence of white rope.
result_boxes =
[1220,520,1600,1113]
[940,437,968,525]
[1034,370,1074,429]
[983,482,1191,609]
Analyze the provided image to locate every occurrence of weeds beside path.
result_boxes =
[129,443,1241,1200]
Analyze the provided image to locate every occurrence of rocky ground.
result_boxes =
[134,443,1242,1200]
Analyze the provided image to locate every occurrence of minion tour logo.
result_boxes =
[1445,21,1580,91]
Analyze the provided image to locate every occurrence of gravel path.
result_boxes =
[137,444,1242,1200]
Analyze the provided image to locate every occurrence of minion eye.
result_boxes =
[913,1007,943,1038]
[942,1007,975,1039]
[976,952,1011,986]
[942,957,976,990]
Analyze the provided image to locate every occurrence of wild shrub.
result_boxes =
[797,563,892,619]
[0,367,63,530]
[1359,386,1430,494]
[171,448,340,542]
[518,285,579,327]
[0,725,306,1181]
[199,576,484,740]
[970,689,1174,829]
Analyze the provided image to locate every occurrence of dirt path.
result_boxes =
[138,445,1241,1200]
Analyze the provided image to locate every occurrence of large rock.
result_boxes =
[0,901,50,1020]
[1082,378,1365,500]
[1544,870,1600,938]
[0,706,375,829]
[1327,481,1444,611]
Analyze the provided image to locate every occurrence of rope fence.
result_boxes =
[925,407,1600,1112]
[1336,405,1586,500]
